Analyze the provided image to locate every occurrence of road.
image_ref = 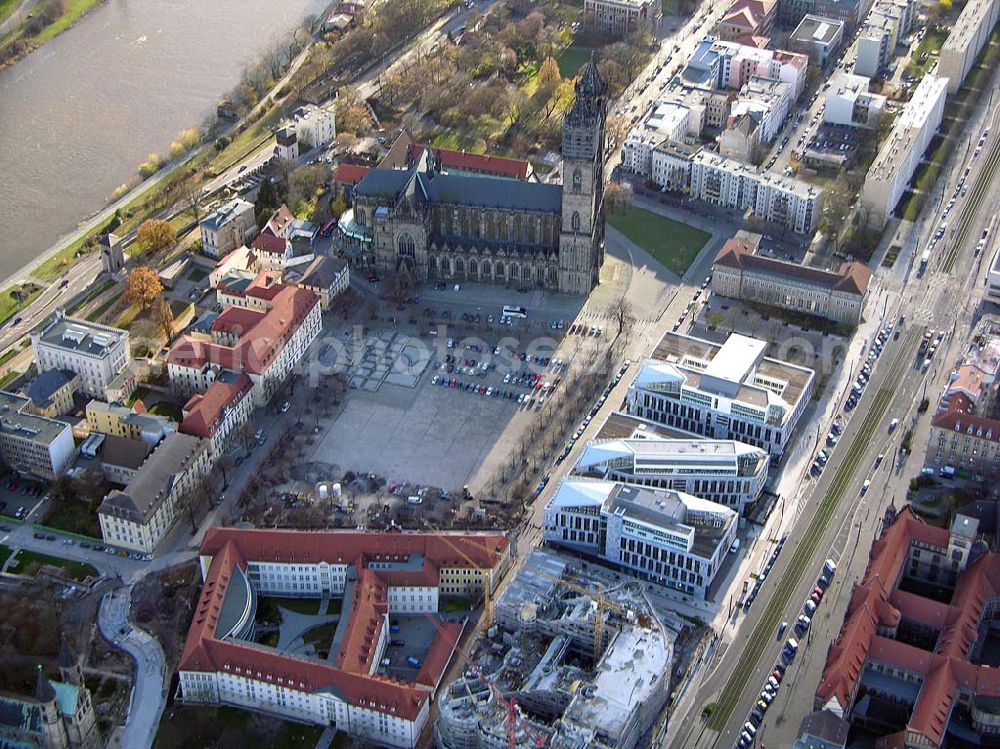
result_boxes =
[662,65,1000,749]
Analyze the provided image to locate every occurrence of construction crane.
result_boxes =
[427,529,507,628]
[451,533,626,662]
[423,611,546,749]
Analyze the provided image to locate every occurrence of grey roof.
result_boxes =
[98,432,206,525]
[353,168,414,199]
[200,198,253,232]
[216,565,252,639]
[798,710,849,746]
[0,693,41,735]
[299,255,348,289]
[21,369,76,410]
[418,172,562,212]
[0,391,72,447]
[100,435,152,470]
[36,315,126,358]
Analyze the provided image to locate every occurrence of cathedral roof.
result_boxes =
[34,667,54,703]
[416,172,561,213]
[353,169,413,199]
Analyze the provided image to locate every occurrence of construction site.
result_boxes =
[434,550,674,749]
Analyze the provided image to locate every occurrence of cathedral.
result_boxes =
[349,57,609,295]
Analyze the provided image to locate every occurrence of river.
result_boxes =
[0,0,329,283]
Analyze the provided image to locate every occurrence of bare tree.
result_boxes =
[181,181,203,224]
[611,298,636,343]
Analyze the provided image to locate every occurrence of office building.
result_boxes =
[583,0,661,37]
[823,72,886,128]
[167,283,322,406]
[31,313,130,399]
[84,401,175,445]
[177,528,512,748]
[572,435,770,511]
[690,151,823,234]
[861,74,948,227]
[97,432,211,553]
[788,15,845,67]
[543,480,737,598]
[199,198,256,260]
[939,0,1000,93]
[684,37,806,99]
[712,233,872,324]
[0,391,75,480]
[814,505,1000,748]
[625,331,815,456]
[779,0,862,28]
[987,245,1000,304]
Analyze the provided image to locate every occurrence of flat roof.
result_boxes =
[0,391,72,446]
[941,0,995,53]
[790,14,845,44]
[704,334,766,382]
[35,314,126,358]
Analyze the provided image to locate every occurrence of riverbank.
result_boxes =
[0,0,107,71]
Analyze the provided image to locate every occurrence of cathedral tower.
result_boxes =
[558,54,608,295]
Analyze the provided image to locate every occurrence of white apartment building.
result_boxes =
[543,480,737,598]
[97,432,211,553]
[622,100,692,177]
[685,36,806,98]
[823,73,886,128]
[690,151,822,234]
[167,284,322,406]
[730,76,792,145]
[788,14,845,67]
[987,245,1000,304]
[940,0,1000,93]
[0,391,75,480]
[651,141,700,191]
[573,436,770,511]
[177,529,512,748]
[625,332,815,456]
[32,313,130,399]
[855,0,914,77]
[199,198,256,259]
[862,74,948,227]
[291,104,337,149]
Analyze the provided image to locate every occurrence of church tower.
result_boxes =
[558,54,608,295]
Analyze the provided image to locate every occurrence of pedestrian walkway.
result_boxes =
[314,725,338,749]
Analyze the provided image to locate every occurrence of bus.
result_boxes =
[502,305,527,318]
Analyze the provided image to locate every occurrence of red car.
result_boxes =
[772,669,783,683]
[812,586,825,600]
[449,378,457,388]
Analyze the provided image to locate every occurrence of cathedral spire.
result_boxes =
[34,665,55,703]
[576,52,608,99]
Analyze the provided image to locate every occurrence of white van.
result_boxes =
[730,538,741,553]
[889,418,899,432]
[407,496,423,505]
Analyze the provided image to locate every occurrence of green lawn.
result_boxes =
[558,45,592,78]
[148,401,183,421]
[441,597,473,613]
[904,28,948,78]
[7,549,98,582]
[154,706,323,749]
[32,0,103,42]
[0,545,12,568]
[206,102,284,175]
[607,206,710,276]
[0,0,19,25]
[263,596,323,615]
[430,131,482,151]
[301,621,338,645]
[0,285,41,326]
[42,501,102,539]
[185,267,207,283]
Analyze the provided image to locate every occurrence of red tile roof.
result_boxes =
[334,164,371,185]
[178,529,510,722]
[714,237,871,295]
[200,527,510,569]
[211,308,266,337]
[167,285,318,377]
[179,374,254,439]
[931,410,1000,444]
[433,147,529,180]
[337,567,388,674]
[414,620,464,689]
[251,231,289,255]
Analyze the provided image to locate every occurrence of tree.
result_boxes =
[819,173,854,251]
[611,298,636,342]
[330,193,348,221]
[288,164,329,211]
[181,182,203,224]
[384,268,413,308]
[136,219,176,257]
[124,267,164,311]
[155,297,175,341]
[604,182,632,215]
[255,178,287,227]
